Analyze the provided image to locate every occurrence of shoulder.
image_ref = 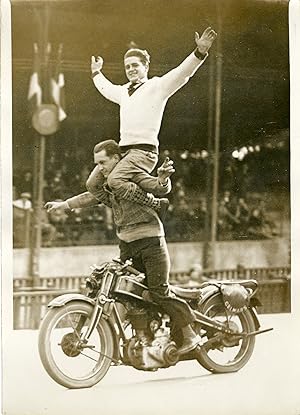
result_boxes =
[148,76,160,83]
[144,77,161,90]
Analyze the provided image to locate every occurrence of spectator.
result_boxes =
[218,199,240,239]
[235,197,250,237]
[178,263,209,287]
[13,192,32,247]
[173,197,194,240]
[13,192,32,210]
[186,263,206,287]
[247,207,272,239]
[40,207,56,247]
[257,199,278,236]
[193,197,207,229]
[48,199,69,243]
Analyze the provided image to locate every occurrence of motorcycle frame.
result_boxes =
[47,266,263,361]
[48,291,252,347]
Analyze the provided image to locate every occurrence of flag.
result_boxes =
[51,43,67,122]
[27,43,42,115]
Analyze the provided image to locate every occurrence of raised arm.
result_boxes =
[132,157,175,196]
[91,55,123,104]
[160,27,217,99]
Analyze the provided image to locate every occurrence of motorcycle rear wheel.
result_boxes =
[38,301,114,389]
[195,294,256,373]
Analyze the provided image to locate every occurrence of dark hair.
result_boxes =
[93,139,121,157]
[124,48,150,66]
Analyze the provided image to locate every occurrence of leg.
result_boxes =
[133,237,196,329]
[86,165,106,198]
[107,150,167,211]
[121,237,201,354]
[138,237,201,353]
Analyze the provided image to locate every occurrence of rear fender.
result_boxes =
[199,288,261,331]
[249,297,262,330]
[199,285,220,304]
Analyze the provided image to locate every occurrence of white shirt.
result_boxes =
[93,51,207,147]
[13,199,32,210]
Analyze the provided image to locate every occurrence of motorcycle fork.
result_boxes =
[80,303,104,343]
[81,271,116,343]
[111,303,127,341]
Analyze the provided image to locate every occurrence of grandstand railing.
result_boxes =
[13,266,290,290]
[13,266,291,329]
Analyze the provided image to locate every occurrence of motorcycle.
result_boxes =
[38,258,273,389]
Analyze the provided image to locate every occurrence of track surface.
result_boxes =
[2,313,300,415]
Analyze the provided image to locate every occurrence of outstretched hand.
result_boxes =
[44,200,70,213]
[91,55,104,72]
[195,27,217,54]
[157,157,175,184]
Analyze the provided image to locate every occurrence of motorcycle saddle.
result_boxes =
[169,285,200,300]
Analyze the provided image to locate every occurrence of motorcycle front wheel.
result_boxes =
[38,301,114,389]
[194,294,256,373]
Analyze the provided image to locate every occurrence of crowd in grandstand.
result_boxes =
[13,146,284,247]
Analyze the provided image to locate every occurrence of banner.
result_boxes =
[27,43,42,115]
[51,43,67,122]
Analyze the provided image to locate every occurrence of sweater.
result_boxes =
[93,51,207,147]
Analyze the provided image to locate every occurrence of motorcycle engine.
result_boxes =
[125,308,179,371]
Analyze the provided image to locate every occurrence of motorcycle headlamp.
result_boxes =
[85,275,99,292]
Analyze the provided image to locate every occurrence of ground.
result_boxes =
[2,313,300,415]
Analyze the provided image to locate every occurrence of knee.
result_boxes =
[107,173,132,193]
[148,285,169,302]
[86,174,98,194]
[107,172,124,191]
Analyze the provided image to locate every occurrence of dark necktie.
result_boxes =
[128,82,144,96]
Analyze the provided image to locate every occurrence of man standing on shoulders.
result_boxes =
[88,27,217,213]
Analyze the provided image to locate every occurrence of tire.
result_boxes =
[38,301,114,389]
[194,293,256,373]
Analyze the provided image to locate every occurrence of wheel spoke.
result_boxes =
[64,306,82,340]
[39,301,114,388]
[79,351,99,363]
[85,347,119,364]
[195,295,255,373]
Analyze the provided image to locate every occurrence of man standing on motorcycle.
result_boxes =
[45,139,201,354]
[87,27,217,214]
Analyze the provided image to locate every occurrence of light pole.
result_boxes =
[204,2,223,270]
[29,5,58,286]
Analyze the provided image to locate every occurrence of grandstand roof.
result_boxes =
[11,0,290,153]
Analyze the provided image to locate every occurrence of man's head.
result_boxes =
[20,192,31,200]
[124,48,150,83]
[93,140,121,178]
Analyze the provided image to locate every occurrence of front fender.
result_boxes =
[48,293,96,308]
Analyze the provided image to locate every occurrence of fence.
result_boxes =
[13,266,291,290]
[13,266,291,329]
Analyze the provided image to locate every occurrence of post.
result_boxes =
[208,4,223,269]
[203,53,216,269]
[210,46,223,268]
[29,134,46,286]
[29,4,51,286]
